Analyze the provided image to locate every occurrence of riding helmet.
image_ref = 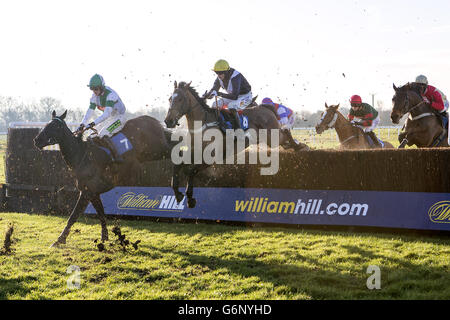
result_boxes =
[350,95,362,104]
[88,74,105,89]
[213,59,230,72]
[415,75,428,85]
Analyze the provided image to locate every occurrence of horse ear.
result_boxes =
[174,81,178,89]
[61,110,67,120]
[336,103,340,109]
[52,110,56,118]
[187,81,192,88]
[325,102,329,109]
[393,83,398,91]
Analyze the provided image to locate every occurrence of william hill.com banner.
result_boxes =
[85,187,450,232]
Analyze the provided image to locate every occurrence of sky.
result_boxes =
[1,0,450,118]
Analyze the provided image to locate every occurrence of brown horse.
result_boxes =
[391,83,448,148]
[34,111,172,247]
[164,81,309,208]
[315,103,394,149]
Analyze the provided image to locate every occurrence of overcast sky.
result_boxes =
[1,0,449,117]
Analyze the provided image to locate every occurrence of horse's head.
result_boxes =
[164,81,193,128]
[315,103,340,134]
[391,83,424,124]
[34,110,68,150]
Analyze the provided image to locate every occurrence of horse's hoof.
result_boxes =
[187,198,196,208]
[50,239,65,248]
[175,193,184,203]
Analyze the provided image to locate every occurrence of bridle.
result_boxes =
[397,89,433,121]
[319,109,364,145]
[171,88,220,134]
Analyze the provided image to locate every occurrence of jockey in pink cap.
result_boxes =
[261,97,295,129]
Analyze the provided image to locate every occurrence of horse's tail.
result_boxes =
[260,103,280,120]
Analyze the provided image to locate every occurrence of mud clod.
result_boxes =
[97,242,105,252]
[111,226,140,252]
[1,224,14,255]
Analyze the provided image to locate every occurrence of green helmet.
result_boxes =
[88,74,105,89]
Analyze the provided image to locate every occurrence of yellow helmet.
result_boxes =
[213,59,230,72]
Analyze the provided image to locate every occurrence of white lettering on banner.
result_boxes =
[116,192,185,211]
[158,195,184,210]
[234,197,368,216]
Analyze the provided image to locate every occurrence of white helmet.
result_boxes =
[415,75,428,85]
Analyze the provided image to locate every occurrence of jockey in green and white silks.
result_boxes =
[79,74,126,138]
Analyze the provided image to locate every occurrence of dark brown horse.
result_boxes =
[34,111,172,247]
[315,103,394,149]
[391,83,448,148]
[164,81,309,208]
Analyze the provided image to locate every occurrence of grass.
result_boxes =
[292,127,403,149]
[0,212,448,300]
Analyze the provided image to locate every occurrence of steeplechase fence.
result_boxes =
[1,124,449,232]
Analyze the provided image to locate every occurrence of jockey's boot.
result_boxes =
[367,131,382,148]
[441,112,448,133]
[230,109,241,130]
[103,136,124,163]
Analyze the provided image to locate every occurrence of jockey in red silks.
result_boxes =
[414,75,449,133]
[261,97,295,129]
[348,94,382,148]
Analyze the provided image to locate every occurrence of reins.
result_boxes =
[70,126,98,170]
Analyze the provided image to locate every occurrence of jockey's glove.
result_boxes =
[77,124,85,132]
[207,90,218,99]
[88,122,96,128]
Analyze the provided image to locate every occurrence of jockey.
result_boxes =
[414,75,449,132]
[348,95,382,148]
[78,74,127,162]
[261,97,295,129]
[204,59,253,129]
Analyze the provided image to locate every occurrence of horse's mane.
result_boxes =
[178,82,211,111]
[397,82,423,96]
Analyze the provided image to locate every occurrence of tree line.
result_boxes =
[0,96,167,132]
[0,96,399,132]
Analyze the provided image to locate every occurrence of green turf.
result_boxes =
[291,127,403,149]
[0,212,448,300]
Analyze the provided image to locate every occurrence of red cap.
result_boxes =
[350,95,362,104]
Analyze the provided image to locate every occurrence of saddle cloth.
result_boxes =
[218,110,249,131]
[98,132,134,157]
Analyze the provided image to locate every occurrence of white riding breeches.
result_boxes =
[280,115,295,130]
[97,112,126,138]
[356,116,380,133]
[212,92,253,110]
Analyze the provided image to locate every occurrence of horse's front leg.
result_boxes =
[172,164,184,203]
[281,129,309,151]
[51,191,90,247]
[90,194,108,242]
[185,166,198,209]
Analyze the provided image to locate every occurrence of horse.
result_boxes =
[315,103,394,149]
[34,111,172,247]
[164,81,309,208]
[391,83,448,148]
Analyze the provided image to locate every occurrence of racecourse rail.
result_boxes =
[1,123,449,232]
